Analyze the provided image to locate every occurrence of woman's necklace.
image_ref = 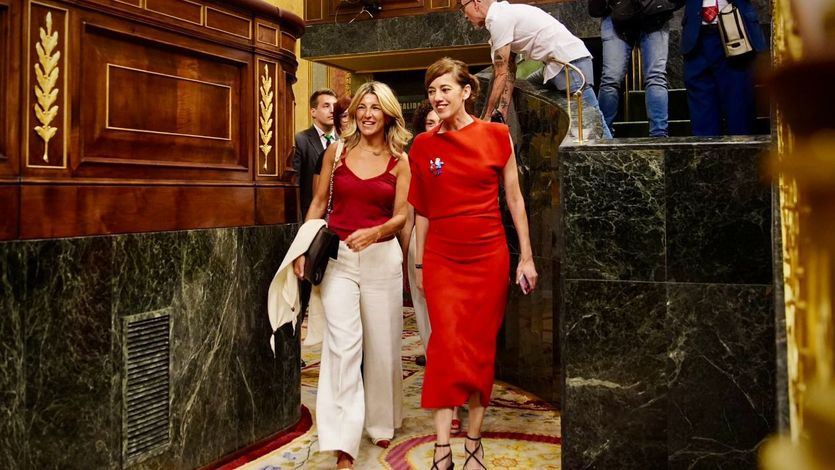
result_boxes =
[358,144,385,156]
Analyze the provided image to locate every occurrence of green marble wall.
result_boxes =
[0,224,300,469]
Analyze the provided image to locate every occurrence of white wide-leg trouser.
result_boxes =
[316,238,404,458]
[408,228,431,349]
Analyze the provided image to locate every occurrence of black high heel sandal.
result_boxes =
[463,436,486,470]
[431,443,454,470]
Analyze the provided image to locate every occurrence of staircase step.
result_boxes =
[611,119,692,138]
[612,117,770,138]
[615,88,690,122]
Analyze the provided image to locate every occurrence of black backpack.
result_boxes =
[636,0,679,17]
[610,0,679,26]
[610,0,639,24]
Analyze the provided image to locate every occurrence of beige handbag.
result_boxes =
[718,3,753,57]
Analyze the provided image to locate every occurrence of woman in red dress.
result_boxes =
[409,58,538,470]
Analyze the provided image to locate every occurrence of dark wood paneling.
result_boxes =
[280,32,295,53]
[305,0,323,22]
[20,185,255,239]
[255,21,279,47]
[76,21,251,181]
[0,2,10,176]
[108,65,231,139]
[206,6,251,39]
[113,0,142,7]
[145,0,204,26]
[281,70,294,180]
[4,0,302,240]
[255,185,297,224]
[0,184,18,240]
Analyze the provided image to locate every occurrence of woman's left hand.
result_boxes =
[516,257,538,294]
[345,227,381,252]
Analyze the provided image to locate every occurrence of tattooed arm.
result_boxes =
[482,44,516,121]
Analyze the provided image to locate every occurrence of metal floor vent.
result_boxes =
[122,309,172,467]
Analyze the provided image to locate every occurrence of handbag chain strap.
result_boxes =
[326,139,344,216]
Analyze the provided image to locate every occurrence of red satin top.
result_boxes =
[328,151,398,241]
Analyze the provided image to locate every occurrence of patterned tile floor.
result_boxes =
[236,308,561,469]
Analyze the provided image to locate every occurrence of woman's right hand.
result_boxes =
[293,256,305,280]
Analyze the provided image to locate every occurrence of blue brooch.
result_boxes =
[429,157,445,176]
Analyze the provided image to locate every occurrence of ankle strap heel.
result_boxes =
[431,443,454,470]
[463,436,486,470]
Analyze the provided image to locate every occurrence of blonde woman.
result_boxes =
[294,81,412,469]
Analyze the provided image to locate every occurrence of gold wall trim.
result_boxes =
[104,63,233,141]
[114,0,143,7]
[258,63,275,175]
[33,11,60,163]
[145,0,204,27]
[256,59,279,177]
[205,6,253,40]
[26,1,68,170]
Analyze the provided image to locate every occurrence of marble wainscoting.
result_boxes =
[0,225,300,469]
[559,137,780,469]
[495,79,568,404]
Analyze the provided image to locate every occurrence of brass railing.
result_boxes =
[554,59,587,144]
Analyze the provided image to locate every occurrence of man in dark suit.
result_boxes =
[294,89,337,219]
[678,0,767,135]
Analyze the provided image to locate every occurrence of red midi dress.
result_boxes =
[408,119,512,409]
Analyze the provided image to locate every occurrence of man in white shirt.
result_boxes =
[461,0,611,138]
[294,89,337,219]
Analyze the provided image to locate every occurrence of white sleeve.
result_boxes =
[487,14,514,61]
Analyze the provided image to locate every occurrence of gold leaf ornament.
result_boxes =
[259,64,274,171]
[33,12,61,163]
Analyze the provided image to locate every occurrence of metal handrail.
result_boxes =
[551,59,587,144]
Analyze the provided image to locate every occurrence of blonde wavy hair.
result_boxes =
[341,81,412,159]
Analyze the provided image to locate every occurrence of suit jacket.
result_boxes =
[293,126,325,219]
[679,0,767,55]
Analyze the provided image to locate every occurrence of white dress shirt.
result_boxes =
[313,123,336,149]
[701,0,730,24]
[485,1,592,84]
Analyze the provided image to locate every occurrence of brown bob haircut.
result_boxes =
[424,57,480,111]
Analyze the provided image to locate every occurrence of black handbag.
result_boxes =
[302,140,343,285]
[303,225,339,285]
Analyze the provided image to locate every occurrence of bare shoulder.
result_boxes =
[395,153,411,173]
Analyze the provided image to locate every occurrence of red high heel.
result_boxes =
[336,450,354,469]
[450,418,462,433]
